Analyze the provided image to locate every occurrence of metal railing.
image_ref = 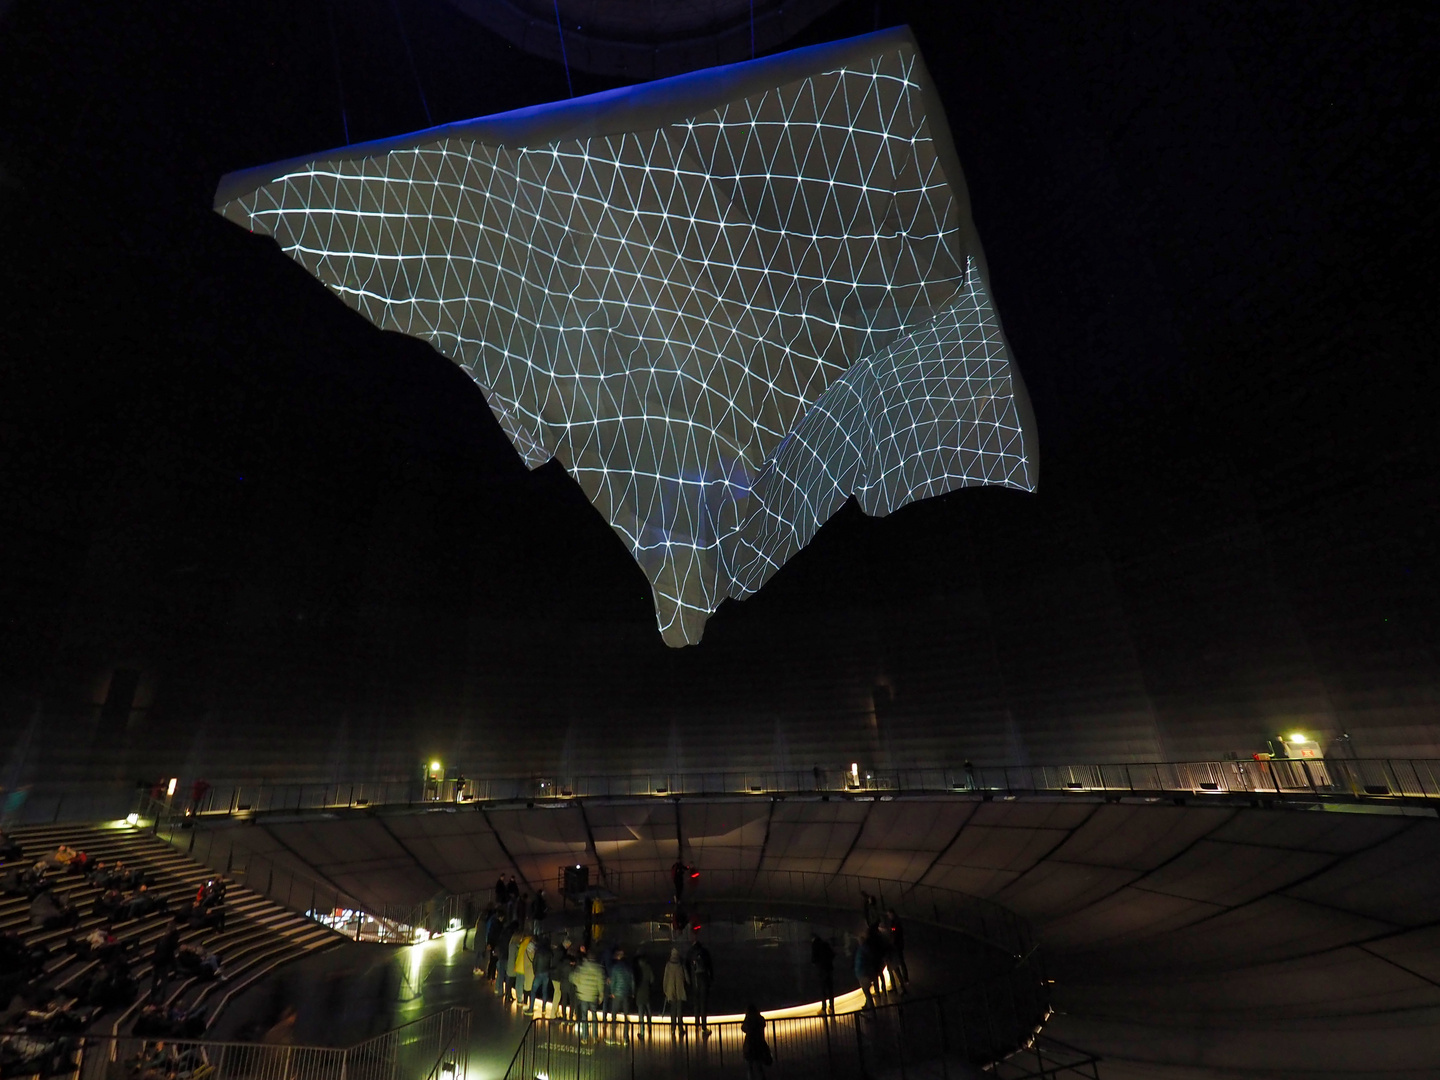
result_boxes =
[502,953,1050,1079]
[145,757,1440,817]
[991,1037,1104,1079]
[8,757,1436,830]
[33,1008,470,1080]
[127,800,418,944]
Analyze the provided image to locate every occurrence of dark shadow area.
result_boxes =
[0,3,1434,783]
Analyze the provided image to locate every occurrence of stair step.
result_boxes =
[1,822,356,1040]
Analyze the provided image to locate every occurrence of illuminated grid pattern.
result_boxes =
[218,35,1034,645]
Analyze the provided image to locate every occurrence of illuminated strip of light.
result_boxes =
[525,984,874,1025]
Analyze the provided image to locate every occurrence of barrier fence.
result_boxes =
[181,756,1438,808]
[502,953,1049,1079]
[107,760,1434,950]
[3,1008,470,1080]
[5,758,1435,831]
[991,1038,1104,1080]
[126,811,1038,958]
[176,821,418,945]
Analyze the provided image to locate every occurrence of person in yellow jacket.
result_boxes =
[514,932,534,1002]
[572,951,606,1042]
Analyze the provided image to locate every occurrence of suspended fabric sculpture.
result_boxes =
[216,27,1037,646]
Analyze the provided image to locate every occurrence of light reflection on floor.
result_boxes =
[217,900,992,1079]
[395,926,919,1080]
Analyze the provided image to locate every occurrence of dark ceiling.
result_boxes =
[0,0,1435,786]
[442,0,851,79]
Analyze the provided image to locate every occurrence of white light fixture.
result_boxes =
[125,812,140,826]
[166,777,177,797]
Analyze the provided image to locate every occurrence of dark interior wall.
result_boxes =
[0,0,1435,786]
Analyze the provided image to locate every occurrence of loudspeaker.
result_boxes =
[563,864,589,896]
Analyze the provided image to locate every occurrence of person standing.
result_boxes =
[662,947,688,1035]
[854,926,885,1010]
[555,941,577,1021]
[151,926,179,989]
[515,929,534,1005]
[810,933,835,1015]
[686,939,714,1038]
[528,935,552,1015]
[742,1004,772,1079]
[885,910,908,993]
[502,922,520,1004]
[481,910,501,979]
[861,890,881,926]
[505,875,520,924]
[866,923,889,1001]
[607,947,635,1036]
[573,951,606,1042]
[634,949,655,1033]
[461,898,478,950]
[532,887,547,935]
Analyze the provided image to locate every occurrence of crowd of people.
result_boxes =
[1,844,184,939]
[455,871,914,1063]
[465,880,721,1044]
[123,1039,213,1080]
[848,893,909,1009]
[0,1031,77,1079]
[0,835,228,1071]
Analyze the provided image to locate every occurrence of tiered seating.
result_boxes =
[0,822,347,1044]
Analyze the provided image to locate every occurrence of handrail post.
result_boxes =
[824,1005,835,1072]
[1301,759,1319,796]
[898,998,908,1080]
[932,997,949,1079]
[1384,758,1403,798]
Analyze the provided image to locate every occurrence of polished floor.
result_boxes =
[214,900,984,1079]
